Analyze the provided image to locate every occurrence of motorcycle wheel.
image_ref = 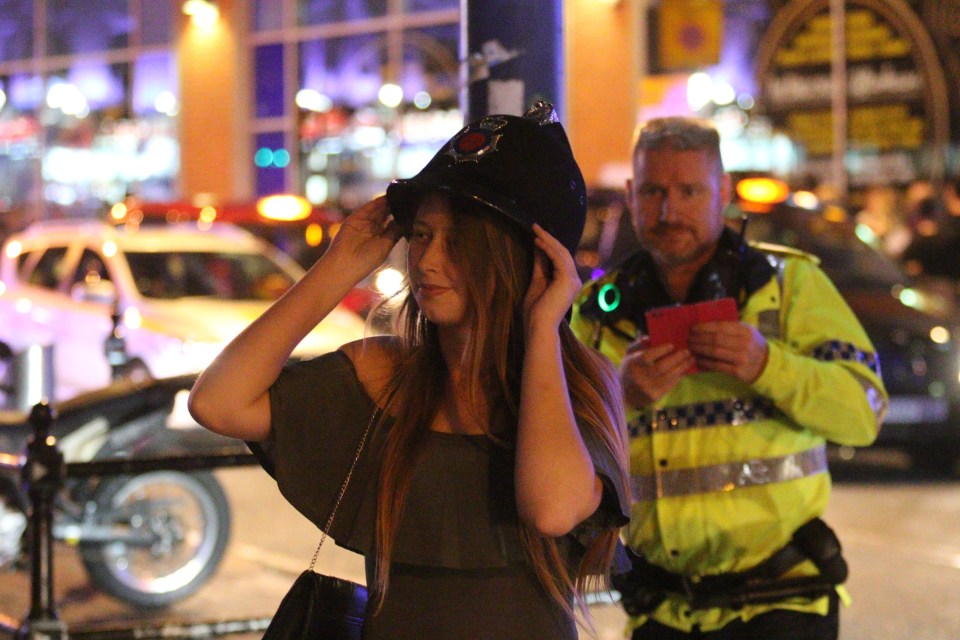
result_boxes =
[80,470,231,608]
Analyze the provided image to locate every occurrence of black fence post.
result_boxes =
[18,401,68,640]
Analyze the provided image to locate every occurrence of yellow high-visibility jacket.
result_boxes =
[570,239,887,633]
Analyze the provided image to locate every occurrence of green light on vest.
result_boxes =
[598,283,621,313]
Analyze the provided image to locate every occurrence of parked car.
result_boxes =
[577,184,960,474]
[0,219,368,404]
[120,195,341,270]
[735,184,960,473]
[116,196,384,318]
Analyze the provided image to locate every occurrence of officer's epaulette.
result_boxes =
[748,241,821,265]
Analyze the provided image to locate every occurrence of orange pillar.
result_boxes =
[564,0,641,188]
[176,0,252,203]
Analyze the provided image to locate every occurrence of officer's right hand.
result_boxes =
[619,337,695,408]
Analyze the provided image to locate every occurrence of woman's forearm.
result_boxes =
[189,197,399,440]
[515,326,600,537]
[188,248,369,440]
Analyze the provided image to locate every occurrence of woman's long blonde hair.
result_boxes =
[371,193,628,625]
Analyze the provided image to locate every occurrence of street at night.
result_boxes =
[4,1,960,639]
[1,451,958,640]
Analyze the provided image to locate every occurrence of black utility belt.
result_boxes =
[613,518,848,614]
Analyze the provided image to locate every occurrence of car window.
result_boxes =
[17,252,31,274]
[25,247,70,289]
[125,251,296,301]
[70,249,112,288]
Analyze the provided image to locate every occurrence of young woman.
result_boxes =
[188,106,630,639]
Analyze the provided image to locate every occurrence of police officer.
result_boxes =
[571,117,888,639]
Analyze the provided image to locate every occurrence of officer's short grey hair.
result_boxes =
[632,117,724,173]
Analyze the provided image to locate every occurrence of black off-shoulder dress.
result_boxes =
[249,350,629,640]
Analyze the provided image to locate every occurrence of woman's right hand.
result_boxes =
[325,196,404,279]
[190,195,403,442]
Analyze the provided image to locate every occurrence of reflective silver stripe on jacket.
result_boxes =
[853,371,888,424]
[812,340,880,376]
[628,397,776,438]
[631,446,828,501]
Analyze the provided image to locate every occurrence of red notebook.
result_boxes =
[645,297,738,374]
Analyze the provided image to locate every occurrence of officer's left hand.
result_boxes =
[687,320,768,383]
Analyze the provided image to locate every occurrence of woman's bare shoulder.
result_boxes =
[338,336,402,402]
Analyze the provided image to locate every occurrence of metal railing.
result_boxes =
[0,388,275,640]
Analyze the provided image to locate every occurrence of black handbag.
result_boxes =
[261,570,367,640]
[262,405,380,640]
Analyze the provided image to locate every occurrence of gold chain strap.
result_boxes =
[308,403,381,572]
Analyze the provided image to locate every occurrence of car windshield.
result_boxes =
[739,205,907,290]
[125,251,296,300]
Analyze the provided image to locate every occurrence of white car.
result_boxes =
[0,219,368,403]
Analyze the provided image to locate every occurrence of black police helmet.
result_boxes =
[386,102,587,255]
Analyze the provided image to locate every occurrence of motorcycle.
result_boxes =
[0,371,248,609]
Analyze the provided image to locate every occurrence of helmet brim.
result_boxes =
[386,175,534,241]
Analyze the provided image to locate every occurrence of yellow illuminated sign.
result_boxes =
[657,0,723,72]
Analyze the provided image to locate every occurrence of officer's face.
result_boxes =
[627,146,731,270]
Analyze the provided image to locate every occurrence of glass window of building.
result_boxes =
[300,34,384,109]
[393,24,461,180]
[130,51,178,201]
[255,131,289,197]
[5,73,44,111]
[401,25,458,102]
[299,0,389,26]
[0,0,177,229]
[0,1,34,62]
[257,3,461,209]
[255,44,285,118]
[43,62,132,212]
[46,0,132,56]
[140,0,173,46]
[132,51,176,115]
[254,0,284,32]
[0,72,43,235]
[295,28,461,208]
[404,0,459,12]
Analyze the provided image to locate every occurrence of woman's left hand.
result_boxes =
[523,224,582,332]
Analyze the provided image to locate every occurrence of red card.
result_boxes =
[645,297,738,374]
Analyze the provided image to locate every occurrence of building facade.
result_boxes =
[4,0,957,238]
[0,0,464,232]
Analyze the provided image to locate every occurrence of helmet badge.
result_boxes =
[446,116,509,163]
